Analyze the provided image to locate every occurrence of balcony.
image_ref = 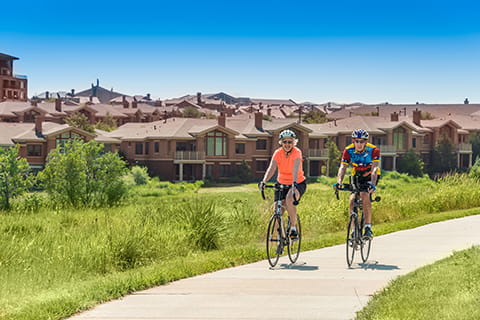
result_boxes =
[174,151,205,163]
[14,74,28,79]
[378,145,397,155]
[457,143,472,153]
[307,148,329,159]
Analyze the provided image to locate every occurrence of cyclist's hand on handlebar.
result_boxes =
[333,182,341,190]
[368,182,376,193]
[258,181,266,190]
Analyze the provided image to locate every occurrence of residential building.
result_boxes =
[0,53,28,102]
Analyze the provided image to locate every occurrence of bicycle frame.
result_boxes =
[335,180,380,267]
[261,183,301,267]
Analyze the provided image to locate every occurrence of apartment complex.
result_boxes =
[0,53,28,102]
[0,51,478,181]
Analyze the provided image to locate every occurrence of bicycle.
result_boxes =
[335,180,380,267]
[260,183,302,267]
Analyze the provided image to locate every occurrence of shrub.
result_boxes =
[177,198,226,251]
[130,166,150,185]
[38,140,128,208]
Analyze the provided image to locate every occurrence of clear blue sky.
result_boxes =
[2,0,480,104]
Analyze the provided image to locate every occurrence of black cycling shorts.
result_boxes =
[274,180,307,201]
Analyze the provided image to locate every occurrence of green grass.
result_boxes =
[356,245,480,320]
[1,172,480,319]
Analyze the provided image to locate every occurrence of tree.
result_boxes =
[303,110,328,124]
[398,149,424,177]
[232,160,254,183]
[429,136,457,175]
[182,106,202,118]
[65,112,95,133]
[95,112,117,132]
[326,138,341,177]
[0,145,34,210]
[38,140,128,208]
[469,132,480,162]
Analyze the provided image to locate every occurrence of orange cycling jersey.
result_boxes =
[272,147,305,185]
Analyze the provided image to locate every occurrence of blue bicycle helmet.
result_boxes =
[352,129,369,139]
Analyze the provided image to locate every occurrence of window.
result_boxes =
[256,160,268,172]
[220,165,230,177]
[56,131,84,148]
[176,142,187,151]
[412,138,417,148]
[27,144,42,156]
[135,142,143,155]
[205,131,227,156]
[393,127,406,150]
[145,142,149,155]
[155,142,159,153]
[235,143,245,154]
[256,139,267,150]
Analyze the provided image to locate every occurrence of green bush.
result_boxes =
[177,198,226,251]
[38,140,128,208]
[130,166,150,185]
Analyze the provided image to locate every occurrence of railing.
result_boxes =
[457,143,472,152]
[378,145,397,153]
[14,74,28,79]
[174,151,205,161]
[307,148,329,158]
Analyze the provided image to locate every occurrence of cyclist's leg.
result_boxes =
[361,192,372,224]
[285,189,297,228]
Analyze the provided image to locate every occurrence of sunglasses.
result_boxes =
[282,140,293,145]
[354,139,366,144]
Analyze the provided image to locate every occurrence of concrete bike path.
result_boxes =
[70,214,480,320]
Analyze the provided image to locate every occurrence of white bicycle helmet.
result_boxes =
[279,129,296,140]
[352,129,369,139]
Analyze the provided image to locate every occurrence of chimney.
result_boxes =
[45,91,49,100]
[30,99,37,107]
[218,113,226,127]
[390,112,399,121]
[132,101,138,108]
[197,92,202,105]
[123,96,129,108]
[267,106,272,116]
[35,115,43,135]
[55,98,62,112]
[89,95,93,103]
[413,108,421,126]
[254,112,263,129]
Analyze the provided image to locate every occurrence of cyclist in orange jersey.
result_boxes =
[259,129,307,238]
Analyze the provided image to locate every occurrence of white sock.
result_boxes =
[291,226,297,232]
[365,224,371,229]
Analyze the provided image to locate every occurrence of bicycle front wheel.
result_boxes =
[287,215,301,264]
[361,237,372,263]
[346,214,356,267]
[266,215,282,267]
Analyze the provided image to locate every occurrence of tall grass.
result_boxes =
[1,173,479,319]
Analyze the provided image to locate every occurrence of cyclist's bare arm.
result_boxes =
[337,163,348,184]
[292,158,300,183]
[262,159,278,183]
[371,162,380,186]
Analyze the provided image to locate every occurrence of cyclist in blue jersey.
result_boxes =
[334,129,380,238]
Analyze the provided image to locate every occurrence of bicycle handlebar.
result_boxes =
[334,183,381,202]
[260,183,299,205]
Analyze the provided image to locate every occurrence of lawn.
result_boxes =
[1,172,480,319]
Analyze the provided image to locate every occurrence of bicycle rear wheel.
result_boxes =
[266,215,282,267]
[346,214,356,267]
[287,215,301,264]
